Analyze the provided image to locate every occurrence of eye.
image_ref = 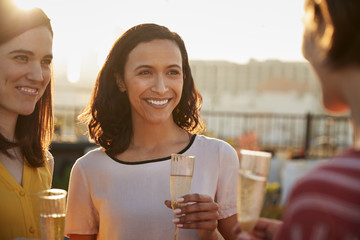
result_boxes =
[41,58,52,66]
[14,55,28,62]
[168,70,181,75]
[139,70,151,75]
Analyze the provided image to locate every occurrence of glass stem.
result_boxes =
[174,225,179,240]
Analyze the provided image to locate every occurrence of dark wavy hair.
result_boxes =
[305,0,360,68]
[0,3,54,167]
[80,23,204,156]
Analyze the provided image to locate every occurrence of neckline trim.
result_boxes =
[107,134,196,165]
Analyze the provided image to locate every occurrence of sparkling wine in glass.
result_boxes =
[38,188,67,240]
[237,149,271,234]
[170,154,195,240]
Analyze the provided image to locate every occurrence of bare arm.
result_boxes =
[67,234,97,240]
[218,214,238,240]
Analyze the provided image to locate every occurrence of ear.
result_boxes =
[115,74,127,92]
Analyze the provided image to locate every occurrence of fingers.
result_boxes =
[174,209,219,223]
[164,200,172,209]
[164,193,213,209]
[170,193,219,231]
[181,193,213,203]
[175,194,219,217]
[181,201,219,214]
[166,194,219,213]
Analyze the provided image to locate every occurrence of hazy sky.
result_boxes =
[15,0,306,65]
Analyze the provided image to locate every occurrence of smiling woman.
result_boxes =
[0,2,55,240]
[64,23,239,240]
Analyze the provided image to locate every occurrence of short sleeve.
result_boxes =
[216,143,239,219]
[64,160,99,235]
[45,150,54,177]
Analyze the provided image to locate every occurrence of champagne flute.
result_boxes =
[170,154,195,240]
[237,149,271,234]
[38,188,67,240]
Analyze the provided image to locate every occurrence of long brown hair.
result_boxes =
[0,4,54,167]
[80,23,204,156]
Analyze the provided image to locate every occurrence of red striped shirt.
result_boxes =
[276,148,360,240]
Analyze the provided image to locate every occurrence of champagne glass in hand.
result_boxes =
[237,149,271,234]
[38,188,67,240]
[170,154,195,240]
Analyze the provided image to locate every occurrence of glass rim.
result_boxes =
[38,188,67,199]
[171,153,195,158]
[240,149,272,158]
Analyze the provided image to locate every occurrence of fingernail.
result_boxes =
[172,218,180,223]
[173,209,181,214]
[177,224,183,228]
[176,197,184,203]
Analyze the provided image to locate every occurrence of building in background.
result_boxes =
[53,57,328,142]
[191,59,323,114]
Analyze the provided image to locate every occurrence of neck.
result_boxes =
[0,110,18,140]
[353,121,360,150]
[132,120,186,148]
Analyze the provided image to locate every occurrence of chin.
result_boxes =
[323,103,350,115]
[19,107,37,116]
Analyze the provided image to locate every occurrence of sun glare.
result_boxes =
[67,55,82,83]
[13,0,38,9]
[11,0,305,83]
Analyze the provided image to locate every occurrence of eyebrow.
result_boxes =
[8,49,53,59]
[134,64,182,70]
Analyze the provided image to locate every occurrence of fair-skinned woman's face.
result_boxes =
[119,39,183,126]
[301,3,348,113]
[0,26,53,119]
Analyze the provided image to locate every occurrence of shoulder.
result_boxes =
[194,134,236,152]
[193,135,239,164]
[45,150,54,174]
[292,150,360,194]
[71,147,106,169]
[279,156,360,239]
[283,154,360,223]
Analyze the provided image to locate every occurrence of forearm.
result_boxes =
[198,229,222,240]
[217,214,238,240]
[67,234,97,240]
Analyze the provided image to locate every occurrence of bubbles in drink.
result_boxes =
[170,174,192,214]
[237,170,267,232]
[40,213,65,240]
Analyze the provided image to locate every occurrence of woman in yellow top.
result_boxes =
[0,1,54,239]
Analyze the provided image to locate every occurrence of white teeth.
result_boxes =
[147,99,168,105]
[17,87,38,94]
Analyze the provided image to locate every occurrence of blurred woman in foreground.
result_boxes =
[234,0,360,239]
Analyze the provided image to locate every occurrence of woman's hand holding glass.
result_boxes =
[165,193,219,238]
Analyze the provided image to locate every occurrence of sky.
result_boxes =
[14,0,306,67]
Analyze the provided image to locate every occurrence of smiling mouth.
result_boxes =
[17,87,39,94]
[147,99,169,106]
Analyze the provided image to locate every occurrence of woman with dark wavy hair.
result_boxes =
[65,23,239,239]
[0,1,54,239]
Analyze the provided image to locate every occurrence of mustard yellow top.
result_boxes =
[0,156,53,240]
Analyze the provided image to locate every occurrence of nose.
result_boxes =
[26,62,44,82]
[151,74,168,94]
